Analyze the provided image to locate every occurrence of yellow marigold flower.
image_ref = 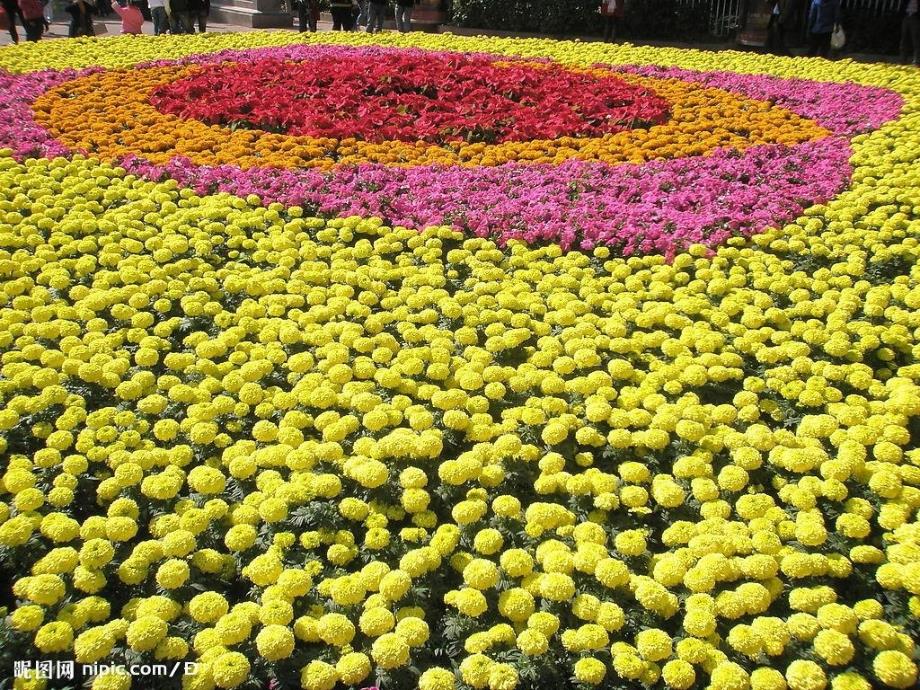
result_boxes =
[126,616,168,652]
[750,667,787,690]
[300,660,338,690]
[873,650,918,689]
[371,632,410,670]
[813,629,855,665]
[92,669,131,690]
[573,658,606,685]
[419,667,456,690]
[255,624,295,661]
[34,621,74,653]
[661,660,696,690]
[317,613,355,647]
[711,662,750,690]
[785,660,827,690]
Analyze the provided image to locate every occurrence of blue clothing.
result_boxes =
[808,0,840,34]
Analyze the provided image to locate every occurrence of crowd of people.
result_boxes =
[0,0,208,41]
[764,0,918,63]
[598,0,918,66]
[1,0,414,41]
[293,0,416,34]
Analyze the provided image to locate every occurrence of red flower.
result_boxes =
[150,54,669,145]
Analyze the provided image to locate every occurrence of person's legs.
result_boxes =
[2,0,20,43]
[394,5,403,31]
[374,3,384,31]
[775,20,790,55]
[806,31,820,56]
[23,17,43,40]
[298,1,307,31]
[356,0,366,26]
[198,11,206,31]
[768,15,790,55]
[365,2,377,32]
[151,6,165,34]
[79,10,93,35]
[331,6,344,30]
[811,31,831,57]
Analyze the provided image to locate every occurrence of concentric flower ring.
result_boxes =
[2,43,905,255]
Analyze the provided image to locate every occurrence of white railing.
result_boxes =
[708,0,744,36]
[673,0,744,37]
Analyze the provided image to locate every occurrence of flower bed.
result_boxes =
[149,53,671,143]
[6,42,902,254]
[0,30,919,690]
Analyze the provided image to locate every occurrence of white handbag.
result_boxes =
[831,24,845,50]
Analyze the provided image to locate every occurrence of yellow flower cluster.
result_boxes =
[0,29,919,690]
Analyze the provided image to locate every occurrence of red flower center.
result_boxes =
[150,53,670,145]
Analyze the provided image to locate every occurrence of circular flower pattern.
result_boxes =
[0,29,918,690]
[2,42,903,254]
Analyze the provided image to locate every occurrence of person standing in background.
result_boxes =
[901,0,920,66]
[395,0,412,32]
[167,0,192,33]
[366,0,386,32]
[329,0,353,29]
[187,0,208,31]
[767,0,791,54]
[109,0,143,33]
[806,0,840,57]
[295,0,319,31]
[65,0,94,36]
[148,0,167,34]
[355,0,367,27]
[598,0,624,42]
[1,0,24,43]
[18,0,47,40]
